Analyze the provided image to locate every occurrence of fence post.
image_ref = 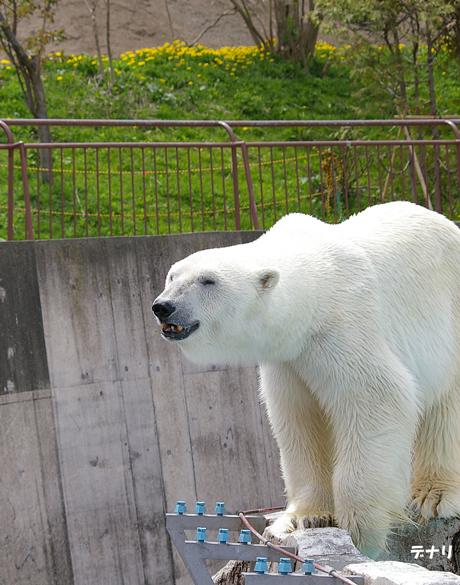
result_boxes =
[0,121,34,240]
[0,121,15,240]
[218,122,241,230]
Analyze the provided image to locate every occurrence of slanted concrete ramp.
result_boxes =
[0,232,284,585]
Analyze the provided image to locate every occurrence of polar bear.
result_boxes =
[152,201,460,558]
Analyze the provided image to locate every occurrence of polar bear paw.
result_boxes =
[271,509,335,534]
[410,482,460,520]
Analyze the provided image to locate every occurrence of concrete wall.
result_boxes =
[0,232,284,585]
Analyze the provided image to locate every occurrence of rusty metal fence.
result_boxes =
[1,119,460,240]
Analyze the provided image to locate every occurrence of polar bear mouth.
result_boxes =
[161,321,200,341]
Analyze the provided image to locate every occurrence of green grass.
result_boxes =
[0,40,459,239]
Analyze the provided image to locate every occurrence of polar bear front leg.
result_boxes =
[259,363,335,532]
[411,387,460,521]
[329,372,419,559]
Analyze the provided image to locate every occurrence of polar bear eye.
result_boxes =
[200,277,215,286]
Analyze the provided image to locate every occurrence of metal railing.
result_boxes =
[1,119,460,240]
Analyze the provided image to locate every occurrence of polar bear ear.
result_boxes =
[257,268,280,292]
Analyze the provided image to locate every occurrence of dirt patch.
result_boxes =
[14,0,269,57]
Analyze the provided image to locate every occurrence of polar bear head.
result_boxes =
[152,245,281,365]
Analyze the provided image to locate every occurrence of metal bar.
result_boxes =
[330,146,338,222]
[210,147,216,231]
[49,149,53,238]
[445,145,453,219]
[166,513,266,532]
[18,143,34,240]
[341,145,349,218]
[282,147,288,215]
[184,541,296,562]
[7,146,14,240]
[220,147,227,230]
[131,147,136,236]
[364,146,372,208]
[306,147,313,216]
[318,145,325,221]
[258,146,265,230]
[270,146,276,223]
[72,149,76,237]
[294,146,301,213]
[166,514,267,585]
[230,141,241,230]
[241,142,259,230]
[3,117,459,129]
[119,148,124,236]
[0,121,15,240]
[165,147,171,233]
[187,148,194,232]
[176,147,182,233]
[84,148,89,237]
[198,147,205,231]
[142,148,147,235]
[353,147,360,212]
[244,574,364,584]
[96,148,101,237]
[108,148,113,236]
[60,149,65,238]
[399,145,405,202]
[154,147,159,235]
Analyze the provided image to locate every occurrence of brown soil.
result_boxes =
[14,0,269,57]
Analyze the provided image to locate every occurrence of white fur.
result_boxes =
[154,201,460,558]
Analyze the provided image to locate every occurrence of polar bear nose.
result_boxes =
[152,300,175,321]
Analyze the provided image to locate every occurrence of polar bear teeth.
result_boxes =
[162,323,183,333]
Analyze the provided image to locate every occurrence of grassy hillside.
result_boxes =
[0,40,459,239]
[0,41,364,142]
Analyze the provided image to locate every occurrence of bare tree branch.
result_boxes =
[165,0,175,40]
[83,0,105,77]
[188,8,237,46]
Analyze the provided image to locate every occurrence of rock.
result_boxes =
[344,560,460,584]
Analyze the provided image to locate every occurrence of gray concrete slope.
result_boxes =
[0,232,284,585]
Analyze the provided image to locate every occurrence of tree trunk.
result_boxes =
[453,9,460,82]
[426,27,441,212]
[84,0,105,77]
[392,29,408,108]
[106,0,114,86]
[229,0,266,47]
[303,8,319,61]
[273,0,318,67]
[29,55,52,181]
[0,13,52,181]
